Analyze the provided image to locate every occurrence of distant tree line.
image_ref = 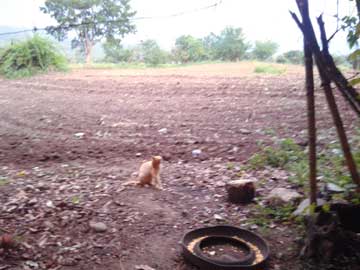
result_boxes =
[100,26,350,66]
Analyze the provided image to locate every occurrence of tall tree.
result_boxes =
[172,35,206,63]
[141,39,168,66]
[214,27,249,61]
[252,40,279,61]
[41,0,136,64]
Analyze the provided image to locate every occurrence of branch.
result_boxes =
[317,14,329,55]
[289,10,304,33]
[327,28,341,43]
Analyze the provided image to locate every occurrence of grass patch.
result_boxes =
[0,178,10,186]
[0,34,67,79]
[254,64,286,75]
[249,203,297,227]
[247,135,360,196]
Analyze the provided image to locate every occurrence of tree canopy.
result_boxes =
[172,35,206,63]
[252,40,279,61]
[211,27,249,61]
[40,0,136,64]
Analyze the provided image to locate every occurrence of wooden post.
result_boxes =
[304,38,317,205]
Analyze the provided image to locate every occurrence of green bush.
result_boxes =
[0,35,67,78]
[254,65,286,75]
[252,40,279,61]
[248,135,360,193]
[275,54,287,64]
[283,50,304,65]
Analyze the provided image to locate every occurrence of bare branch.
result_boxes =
[289,10,304,33]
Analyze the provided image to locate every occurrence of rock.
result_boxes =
[25,261,39,269]
[239,129,251,135]
[266,188,302,205]
[192,149,202,158]
[158,128,168,134]
[89,221,107,233]
[74,132,85,138]
[215,181,226,187]
[27,198,38,206]
[46,200,55,208]
[44,221,54,229]
[135,152,142,157]
[58,257,78,266]
[213,214,225,221]
[293,198,326,216]
[36,182,49,191]
[325,183,344,193]
[135,265,156,270]
[225,179,256,203]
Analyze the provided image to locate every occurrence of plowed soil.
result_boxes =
[0,63,357,270]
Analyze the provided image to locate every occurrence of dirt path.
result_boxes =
[0,67,357,270]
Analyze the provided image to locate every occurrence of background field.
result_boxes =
[0,62,357,270]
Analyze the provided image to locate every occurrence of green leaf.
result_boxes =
[322,203,331,213]
[349,77,360,86]
[348,49,360,61]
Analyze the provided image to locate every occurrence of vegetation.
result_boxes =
[0,35,67,78]
[254,64,286,75]
[249,204,297,227]
[276,50,304,65]
[141,40,169,66]
[247,137,360,195]
[252,40,279,61]
[172,35,206,63]
[40,0,136,64]
[103,41,133,63]
[207,27,250,61]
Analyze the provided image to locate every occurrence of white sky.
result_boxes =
[0,0,356,54]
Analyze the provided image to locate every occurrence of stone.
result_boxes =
[27,198,38,206]
[266,188,302,205]
[239,129,251,135]
[225,179,256,203]
[158,128,168,134]
[74,132,85,138]
[325,183,344,193]
[192,149,202,158]
[135,265,156,270]
[293,198,326,216]
[213,214,225,221]
[89,221,107,233]
[46,200,55,208]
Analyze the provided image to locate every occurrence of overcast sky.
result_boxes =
[0,0,356,54]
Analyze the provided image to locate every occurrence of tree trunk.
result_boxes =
[84,34,92,66]
[304,35,317,205]
[291,0,360,190]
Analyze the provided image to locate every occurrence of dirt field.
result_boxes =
[0,63,357,270]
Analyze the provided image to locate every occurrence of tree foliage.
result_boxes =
[103,41,133,63]
[0,35,67,78]
[141,40,168,66]
[40,0,136,64]
[172,35,206,63]
[210,27,249,61]
[252,40,279,61]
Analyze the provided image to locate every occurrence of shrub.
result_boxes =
[275,54,288,64]
[252,40,279,61]
[283,50,304,65]
[0,35,67,78]
[247,135,360,193]
[254,65,286,75]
